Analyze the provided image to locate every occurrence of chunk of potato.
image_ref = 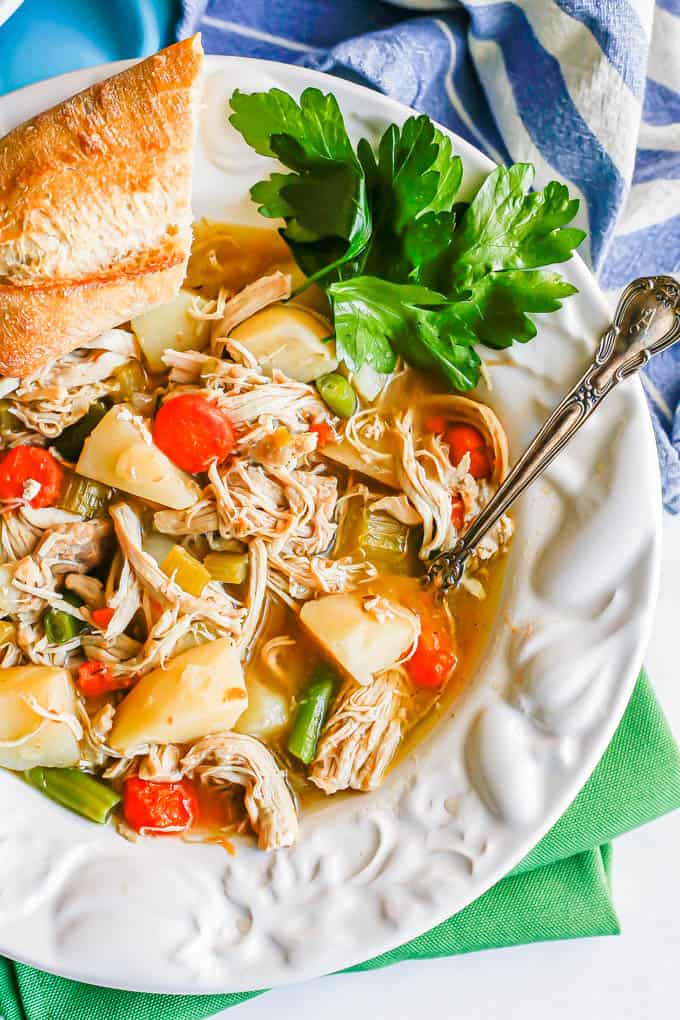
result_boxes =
[131,291,211,373]
[235,675,290,738]
[0,666,80,770]
[300,593,418,685]
[109,638,247,754]
[230,304,338,382]
[76,405,200,510]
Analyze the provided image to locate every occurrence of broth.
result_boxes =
[189,222,511,809]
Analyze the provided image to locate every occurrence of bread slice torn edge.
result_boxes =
[0,34,204,377]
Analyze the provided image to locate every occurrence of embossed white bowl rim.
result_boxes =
[0,56,661,994]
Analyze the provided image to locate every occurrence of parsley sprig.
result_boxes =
[229,87,585,390]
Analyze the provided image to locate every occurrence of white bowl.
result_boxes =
[0,55,661,993]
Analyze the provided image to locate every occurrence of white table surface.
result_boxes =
[216,511,680,1020]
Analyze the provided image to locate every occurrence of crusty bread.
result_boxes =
[0,35,203,376]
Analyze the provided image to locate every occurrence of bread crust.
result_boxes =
[0,35,203,376]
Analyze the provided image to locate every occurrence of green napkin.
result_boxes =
[2,670,679,1020]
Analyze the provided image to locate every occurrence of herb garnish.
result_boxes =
[229,87,585,390]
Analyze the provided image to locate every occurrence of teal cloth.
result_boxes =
[1,671,679,1019]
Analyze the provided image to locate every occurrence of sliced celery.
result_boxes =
[336,498,415,574]
[23,767,120,823]
[111,360,147,402]
[161,544,211,596]
[0,399,20,432]
[204,551,249,585]
[58,474,110,518]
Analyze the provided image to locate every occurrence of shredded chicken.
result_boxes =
[110,503,245,636]
[34,519,111,574]
[210,271,292,353]
[310,667,412,793]
[138,744,183,782]
[237,538,268,652]
[182,732,298,850]
[3,335,138,437]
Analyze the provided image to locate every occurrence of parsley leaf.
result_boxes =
[229,88,371,283]
[358,117,463,282]
[448,165,586,288]
[442,271,579,350]
[229,87,586,391]
[329,277,480,391]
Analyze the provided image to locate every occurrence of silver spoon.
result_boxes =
[426,274,680,591]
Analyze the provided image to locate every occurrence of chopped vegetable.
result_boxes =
[23,766,120,824]
[309,421,334,447]
[123,776,198,835]
[301,592,419,685]
[235,677,290,738]
[0,666,81,770]
[0,446,64,508]
[77,660,131,698]
[316,372,357,418]
[153,393,235,474]
[91,607,114,631]
[76,404,200,510]
[109,638,248,753]
[287,665,340,764]
[54,401,109,462]
[43,597,84,645]
[451,495,465,531]
[337,498,415,574]
[230,304,338,382]
[444,423,490,479]
[204,551,248,585]
[231,88,585,389]
[161,544,211,597]
[0,399,20,432]
[406,613,457,689]
[362,511,412,568]
[111,360,147,403]
[131,290,211,372]
[58,474,110,517]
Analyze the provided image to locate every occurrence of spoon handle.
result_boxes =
[427,275,680,591]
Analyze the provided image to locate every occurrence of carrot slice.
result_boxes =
[0,446,64,507]
[153,393,235,474]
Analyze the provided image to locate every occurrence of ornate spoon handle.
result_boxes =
[427,275,680,591]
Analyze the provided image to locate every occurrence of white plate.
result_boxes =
[0,56,661,993]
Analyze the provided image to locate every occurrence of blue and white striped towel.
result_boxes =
[178,0,680,512]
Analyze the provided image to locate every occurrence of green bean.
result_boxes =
[316,373,358,418]
[23,767,120,824]
[287,665,340,764]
